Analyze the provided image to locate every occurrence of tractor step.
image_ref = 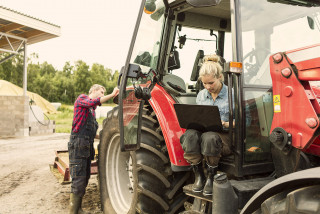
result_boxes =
[230,177,274,209]
[183,177,275,211]
[183,184,212,202]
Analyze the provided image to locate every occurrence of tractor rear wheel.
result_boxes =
[253,185,320,214]
[98,106,190,214]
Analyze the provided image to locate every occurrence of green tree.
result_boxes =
[63,61,73,78]
[51,70,75,103]
[0,52,119,104]
[91,63,111,86]
[0,57,19,85]
[40,62,56,77]
[27,63,41,93]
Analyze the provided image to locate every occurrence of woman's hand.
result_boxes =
[221,120,229,128]
[221,120,235,128]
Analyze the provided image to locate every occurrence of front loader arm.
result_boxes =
[270,44,320,151]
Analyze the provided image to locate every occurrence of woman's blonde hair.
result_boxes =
[199,54,223,82]
[89,84,106,94]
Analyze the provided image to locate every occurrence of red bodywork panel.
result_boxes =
[149,84,189,166]
[270,44,320,156]
[307,85,320,156]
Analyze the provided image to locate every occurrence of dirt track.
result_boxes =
[0,133,102,214]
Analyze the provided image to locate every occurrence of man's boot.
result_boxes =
[192,162,205,192]
[69,193,81,214]
[78,197,88,214]
[69,193,88,214]
[203,164,217,196]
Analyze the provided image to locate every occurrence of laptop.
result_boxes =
[173,104,223,132]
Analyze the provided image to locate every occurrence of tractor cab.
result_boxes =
[119,0,320,175]
[102,0,320,213]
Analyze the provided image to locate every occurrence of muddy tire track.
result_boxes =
[0,171,31,197]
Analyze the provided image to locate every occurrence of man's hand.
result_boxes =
[112,87,119,97]
[100,87,119,103]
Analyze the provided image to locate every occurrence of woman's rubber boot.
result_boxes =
[192,162,205,192]
[203,164,217,196]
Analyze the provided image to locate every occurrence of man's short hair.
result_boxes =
[89,84,106,94]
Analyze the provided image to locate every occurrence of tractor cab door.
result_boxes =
[230,0,320,177]
[118,0,166,151]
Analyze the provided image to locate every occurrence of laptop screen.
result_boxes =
[174,104,223,132]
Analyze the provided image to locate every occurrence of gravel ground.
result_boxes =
[0,133,102,214]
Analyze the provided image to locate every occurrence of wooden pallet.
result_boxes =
[52,150,98,182]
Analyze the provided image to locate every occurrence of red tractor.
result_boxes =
[98,0,320,213]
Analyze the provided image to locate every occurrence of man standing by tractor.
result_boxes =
[68,84,119,214]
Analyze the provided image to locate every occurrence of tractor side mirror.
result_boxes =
[118,64,144,87]
[134,51,152,67]
[307,16,315,30]
[127,64,143,79]
[168,50,181,71]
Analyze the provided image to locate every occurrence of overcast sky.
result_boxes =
[0,0,142,71]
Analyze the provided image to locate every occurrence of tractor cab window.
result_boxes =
[241,0,320,86]
[241,0,320,163]
[171,27,230,85]
[244,90,273,163]
[166,25,232,97]
[130,3,165,74]
[120,1,165,151]
[240,0,320,163]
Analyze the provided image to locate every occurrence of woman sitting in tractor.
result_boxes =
[180,54,233,196]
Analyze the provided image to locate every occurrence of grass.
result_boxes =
[48,103,116,133]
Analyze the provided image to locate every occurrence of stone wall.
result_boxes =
[0,96,55,137]
[28,105,55,135]
[0,95,29,137]
[29,120,55,135]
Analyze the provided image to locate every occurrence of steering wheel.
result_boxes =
[243,48,270,82]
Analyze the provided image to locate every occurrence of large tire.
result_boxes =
[253,185,320,214]
[98,105,190,214]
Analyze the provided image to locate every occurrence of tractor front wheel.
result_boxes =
[98,107,134,213]
[98,106,190,214]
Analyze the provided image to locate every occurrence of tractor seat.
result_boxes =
[190,50,227,94]
[190,50,205,94]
